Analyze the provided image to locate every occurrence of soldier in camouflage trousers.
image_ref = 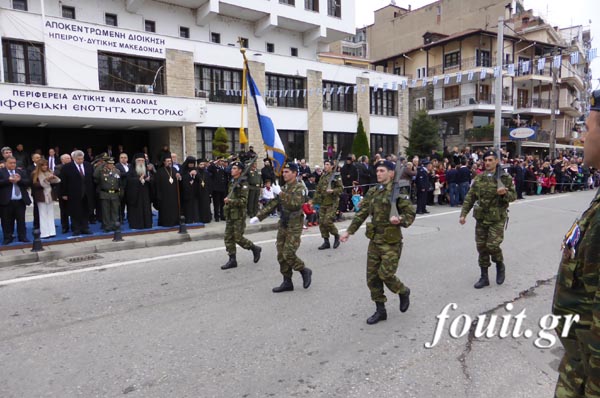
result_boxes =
[94,158,123,232]
[459,150,516,288]
[552,89,600,398]
[250,162,312,293]
[246,162,262,218]
[221,161,262,270]
[340,160,415,325]
[313,159,343,250]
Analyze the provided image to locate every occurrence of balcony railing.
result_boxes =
[515,64,558,78]
[515,98,552,109]
[432,94,512,110]
[427,56,497,77]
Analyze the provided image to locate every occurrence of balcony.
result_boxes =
[464,125,510,143]
[514,64,558,84]
[427,56,495,77]
[561,68,585,91]
[428,94,512,116]
[514,98,554,116]
[559,91,582,117]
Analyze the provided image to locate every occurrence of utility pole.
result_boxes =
[494,17,504,157]
[549,46,558,160]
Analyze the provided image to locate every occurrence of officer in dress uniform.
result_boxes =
[552,90,600,398]
[340,160,415,324]
[459,150,516,288]
[313,158,343,250]
[94,158,123,232]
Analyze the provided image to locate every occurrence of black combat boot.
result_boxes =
[250,244,262,263]
[333,235,340,249]
[366,302,387,325]
[220,255,237,270]
[399,288,411,313]
[496,262,506,285]
[272,277,294,293]
[318,239,330,250]
[300,267,312,289]
[474,267,490,289]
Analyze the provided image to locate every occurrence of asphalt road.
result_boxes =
[0,190,595,398]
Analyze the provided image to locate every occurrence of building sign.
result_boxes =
[45,17,166,58]
[509,127,536,140]
[0,84,206,124]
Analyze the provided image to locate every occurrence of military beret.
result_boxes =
[376,160,395,170]
[482,150,498,159]
[107,158,115,164]
[284,162,298,172]
[133,153,145,160]
[590,89,600,111]
[230,161,245,170]
[421,160,430,166]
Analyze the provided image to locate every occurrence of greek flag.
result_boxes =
[588,48,597,60]
[247,71,286,175]
[570,52,579,65]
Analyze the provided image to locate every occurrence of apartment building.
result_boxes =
[0,0,408,166]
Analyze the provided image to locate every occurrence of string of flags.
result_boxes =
[222,47,597,99]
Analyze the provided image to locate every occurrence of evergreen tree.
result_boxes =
[406,110,440,158]
[352,117,370,158]
[212,126,230,159]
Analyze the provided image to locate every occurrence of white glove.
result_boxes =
[272,182,282,195]
[249,217,260,224]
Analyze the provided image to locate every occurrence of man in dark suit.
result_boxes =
[0,156,31,244]
[116,152,131,221]
[60,150,95,236]
[357,155,375,194]
[47,148,59,172]
[415,160,431,214]
[54,153,72,233]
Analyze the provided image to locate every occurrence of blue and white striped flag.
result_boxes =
[588,48,597,60]
[401,80,407,90]
[570,52,579,65]
[456,73,462,83]
[432,76,438,85]
[468,71,474,81]
[507,64,515,75]
[553,55,561,68]
[422,78,427,87]
[537,58,545,72]
[444,75,450,84]
[522,60,530,73]
[247,71,286,175]
[480,69,486,79]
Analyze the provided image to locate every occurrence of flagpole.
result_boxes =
[239,48,249,150]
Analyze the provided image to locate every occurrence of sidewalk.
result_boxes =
[0,211,356,267]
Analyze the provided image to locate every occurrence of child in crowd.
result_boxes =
[260,179,277,216]
[433,176,442,205]
[351,181,363,212]
[302,199,318,227]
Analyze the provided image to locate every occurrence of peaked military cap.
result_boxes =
[376,160,395,170]
[231,161,245,170]
[590,89,600,111]
[482,150,498,159]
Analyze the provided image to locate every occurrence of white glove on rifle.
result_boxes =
[249,217,260,224]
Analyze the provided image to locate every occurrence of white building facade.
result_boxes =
[0,0,408,165]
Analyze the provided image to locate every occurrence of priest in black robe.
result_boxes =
[126,153,153,229]
[180,156,200,224]
[196,158,213,223]
[154,152,180,227]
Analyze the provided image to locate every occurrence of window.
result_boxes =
[305,0,318,12]
[370,134,396,157]
[211,32,221,44]
[342,46,363,57]
[324,132,354,161]
[417,66,426,79]
[98,52,164,94]
[327,0,341,17]
[416,97,427,111]
[279,0,295,5]
[12,0,27,11]
[291,47,298,57]
[197,127,242,160]
[195,64,243,104]
[370,88,396,116]
[105,13,118,26]
[144,20,156,33]
[239,37,249,48]
[476,49,491,67]
[444,51,460,68]
[266,43,275,53]
[444,85,460,100]
[279,130,305,161]
[266,73,306,108]
[393,66,402,75]
[62,6,76,19]
[323,81,355,112]
[2,39,45,85]
[180,26,190,39]
[478,84,490,102]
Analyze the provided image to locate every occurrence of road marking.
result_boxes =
[0,192,585,286]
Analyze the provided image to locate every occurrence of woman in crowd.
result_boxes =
[31,159,60,238]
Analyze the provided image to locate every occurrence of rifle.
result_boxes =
[226,155,258,200]
[389,156,411,220]
[496,147,506,190]
[327,152,343,191]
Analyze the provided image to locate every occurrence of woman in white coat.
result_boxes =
[31,159,61,238]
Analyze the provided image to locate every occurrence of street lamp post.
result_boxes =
[439,120,448,152]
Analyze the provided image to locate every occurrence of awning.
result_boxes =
[520,142,584,150]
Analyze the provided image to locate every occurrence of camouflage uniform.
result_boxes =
[313,169,343,246]
[460,170,516,268]
[346,181,415,303]
[224,176,254,256]
[257,179,306,278]
[94,164,122,232]
[246,169,262,218]
[552,189,600,398]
